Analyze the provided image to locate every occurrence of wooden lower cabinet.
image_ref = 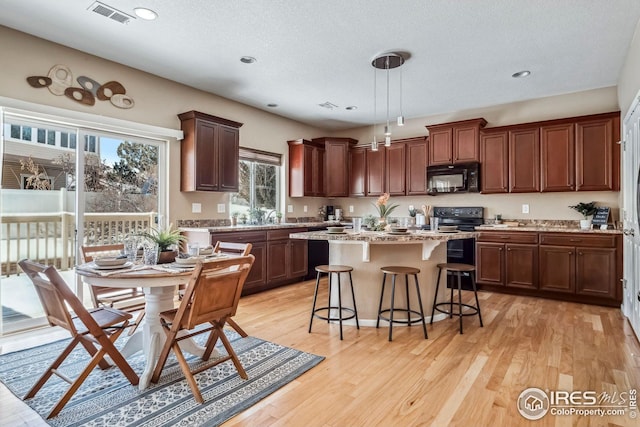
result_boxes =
[476,239,537,289]
[477,231,621,306]
[208,228,308,295]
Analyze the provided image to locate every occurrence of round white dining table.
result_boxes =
[76,264,204,390]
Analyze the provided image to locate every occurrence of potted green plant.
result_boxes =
[240,213,248,224]
[276,211,283,224]
[139,223,186,263]
[569,201,597,229]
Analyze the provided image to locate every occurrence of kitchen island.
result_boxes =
[289,229,477,326]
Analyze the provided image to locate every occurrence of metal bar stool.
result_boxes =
[376,266,428,341]
[309,265,359,340]
[430,263,483,334]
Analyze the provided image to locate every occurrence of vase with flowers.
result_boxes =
[373,193,399,226]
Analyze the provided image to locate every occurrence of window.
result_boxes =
[21,174,53,190]
[3,123,89,152]
[230,148,281,222]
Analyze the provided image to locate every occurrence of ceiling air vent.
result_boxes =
[88,1,134,24]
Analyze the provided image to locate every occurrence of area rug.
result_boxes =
[0,330,324,426]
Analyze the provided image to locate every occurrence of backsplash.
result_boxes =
[176,216,321,228]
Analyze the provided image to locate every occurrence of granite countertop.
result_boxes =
[475,225,622,234]
[289,229,477,242]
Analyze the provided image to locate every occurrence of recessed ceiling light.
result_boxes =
[267,103,278,108]
[345,106,357,111]
[133,7,157,20]
[240,56,257,64]
[512,70,531,78]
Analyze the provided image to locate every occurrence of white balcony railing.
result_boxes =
[1,212,155,276]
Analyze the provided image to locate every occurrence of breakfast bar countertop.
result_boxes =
[288,229,477,242]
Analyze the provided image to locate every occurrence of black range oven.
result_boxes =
[423,206,484,290]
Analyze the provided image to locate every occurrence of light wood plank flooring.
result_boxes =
[1,279,639,426]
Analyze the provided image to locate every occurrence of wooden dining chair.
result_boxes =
[212,241,252,337]
[18,259,139,419]
[81,244,145,334]
[151,254,255,403]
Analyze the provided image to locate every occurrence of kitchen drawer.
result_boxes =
[267,228,307,240]
[539,233,616,248]
[477,231,538,244]
[210,231,267,244]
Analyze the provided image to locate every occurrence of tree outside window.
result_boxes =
[231,158,280,223]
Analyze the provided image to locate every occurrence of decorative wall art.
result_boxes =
[26,64,135,109]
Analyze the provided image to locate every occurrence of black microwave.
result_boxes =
[426,162,480,194]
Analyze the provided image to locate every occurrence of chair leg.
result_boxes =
[457,272,464,334]
[376,273,387,328]
[450,273,454,319]
[79,337,111,370]
[128,310,145,336]
[226,317,248,337]
[203,326,222,361]
[430,267,443,324]
[327,273,333,324]
[471,271,484,327]
[388,274,397,342]
[413,274,428,339]
[24,337,81,399]
[218,327,248,380]
[401,274,408,327]
[337,272,344,340]
[309,271,322,333]
[348,271,359,329]
[172,342,204,404]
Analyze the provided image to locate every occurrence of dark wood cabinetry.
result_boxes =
[385,143,406,195]
[576,116,619,191]
[288,139,325,197]
[480,131,508,194]
[208,228,307,295]
[509,128,540,192]
[179,111,242,192]
[476,232,538,289]
[540,123,575,192]
[312,137,357,197]
[405,137,429,195]
[477,231,622,306]
[366,146,386,196]
[349,146,367,197]
[426,118,487,166]
[478,112,619,194]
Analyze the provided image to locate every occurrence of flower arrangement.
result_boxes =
[373,193,399,219]
[139,223,186,252]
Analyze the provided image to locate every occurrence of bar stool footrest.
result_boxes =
[313,306,357,322]
[378,309,425,325]
[433,302,480,317]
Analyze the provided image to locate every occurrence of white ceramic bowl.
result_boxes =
[438,225,458,232]
[390,227,408,233]
[94,257,127,267]
[199,246,214,255]
[327,226,345,233]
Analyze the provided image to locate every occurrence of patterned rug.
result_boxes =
[0,330,324,426]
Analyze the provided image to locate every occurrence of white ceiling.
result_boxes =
[2,0,640,130]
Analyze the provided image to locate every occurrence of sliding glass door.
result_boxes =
[0,111,167,335]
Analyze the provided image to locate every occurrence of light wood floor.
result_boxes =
[1,279,640,427]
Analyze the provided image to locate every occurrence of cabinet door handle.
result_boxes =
[569,251,573,255]
[578,252,583,256]
[507,248,511,251]
[499,248,503,251]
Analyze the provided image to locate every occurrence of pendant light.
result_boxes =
[371,52,407,150]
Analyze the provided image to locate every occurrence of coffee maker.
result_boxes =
[324,205,335,221]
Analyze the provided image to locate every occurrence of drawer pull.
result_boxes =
[569,239,581,242]
[500,236,510,239]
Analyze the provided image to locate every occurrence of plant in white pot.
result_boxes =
[569,202,597,229]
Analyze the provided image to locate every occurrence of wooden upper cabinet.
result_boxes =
[313,137,357,197]
[349,146,367,197]
[509,128,540,193]
[287,139,324,197]
[385,143,406,196]
[179,110,242,192]
[426,118,487,166]
[540,123,575,192]
[576,114,619,191]
[405,137,429,195]
[366,146,386,196]
[480,131,508,193]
